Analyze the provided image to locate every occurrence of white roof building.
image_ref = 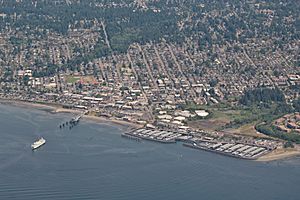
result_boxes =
[195,110,209,117]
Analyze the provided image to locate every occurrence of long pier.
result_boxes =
[59,112,85,129]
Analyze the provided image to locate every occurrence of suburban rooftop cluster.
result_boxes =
[0,0,299,155]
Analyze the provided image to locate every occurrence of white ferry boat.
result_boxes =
[31,137,46,150]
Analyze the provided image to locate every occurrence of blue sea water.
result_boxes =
[0,103,300,200]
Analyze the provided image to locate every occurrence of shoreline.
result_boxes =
[82,115,142,130]
[0,99,142,130]
[256,147,300,162]
[0,99,59,111]
[1,98,300,162]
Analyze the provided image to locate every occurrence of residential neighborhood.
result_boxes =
[0,0,299,158]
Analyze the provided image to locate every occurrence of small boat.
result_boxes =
[31,137,46,150]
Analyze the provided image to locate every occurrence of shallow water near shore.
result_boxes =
[0,104,300,200]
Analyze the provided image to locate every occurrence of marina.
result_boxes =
[123,128,273,160]
[124,128,183,144]
[183,142,270,160]
[121,133,141,142]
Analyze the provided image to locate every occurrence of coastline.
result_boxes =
[1,98,300,162]
[0,99,141,130]
[0,99,59,111]
[82,115,142,130]
[256,147,300,162]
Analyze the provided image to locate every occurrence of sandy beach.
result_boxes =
[0,99,141,130]
[256,146,300,162]
[0,99,60,111]
[82,115,142,130]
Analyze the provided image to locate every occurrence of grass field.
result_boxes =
[65,75,96,84]
[186,102,286,139]
[66,75,80,84]
[224,122,271,138]
[188,107,240,131]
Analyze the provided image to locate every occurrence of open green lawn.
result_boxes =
[65,76,80,84]
[186,103,241,131]
[187,102,290,138]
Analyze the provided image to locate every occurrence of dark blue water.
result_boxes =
[0,104,300,200]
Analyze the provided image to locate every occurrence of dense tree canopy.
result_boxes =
[239,87,286,106]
